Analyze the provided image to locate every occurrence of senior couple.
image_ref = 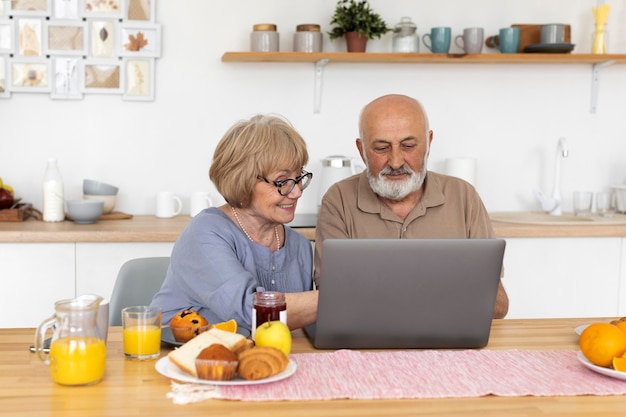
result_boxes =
[151,94,510,334]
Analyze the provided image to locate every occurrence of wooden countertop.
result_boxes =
[3,318,626,416]
[1,212,625,243]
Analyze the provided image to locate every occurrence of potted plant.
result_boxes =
[328,0,391,52]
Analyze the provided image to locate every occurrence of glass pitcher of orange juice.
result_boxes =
[35,294,106,386]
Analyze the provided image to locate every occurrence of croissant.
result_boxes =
[237,346,288,380]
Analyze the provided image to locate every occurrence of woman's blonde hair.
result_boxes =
[209,114,309,208]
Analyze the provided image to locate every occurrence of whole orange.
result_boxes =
[580,322,626,367]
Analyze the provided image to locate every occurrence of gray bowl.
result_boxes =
[66,200,104,224]
[83,179,119,196]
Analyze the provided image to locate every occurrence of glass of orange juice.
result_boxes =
[122,306,162,360]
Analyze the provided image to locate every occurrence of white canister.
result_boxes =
[294,24,322,52]
[251,23,279,52]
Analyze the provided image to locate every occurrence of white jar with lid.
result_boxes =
[293,24,323,52]
[392,17,419,53]
[251,23,279,52]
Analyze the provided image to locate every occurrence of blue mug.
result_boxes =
[422,27,451,53]
[492,27,520,54]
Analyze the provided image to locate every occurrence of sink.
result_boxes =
[489,211,626,225]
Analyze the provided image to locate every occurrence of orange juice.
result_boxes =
[123,325,161,357]
[49,336,106,385]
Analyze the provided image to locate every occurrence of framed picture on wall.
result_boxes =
[0,19,15,54]
[8,0,51,16]
[122,57,153,101]
[52,0,79,19]
[16,17,43,56]
[125,0,154,22]
[10,58,51,92]
[50,56,82,99]
[0,1,7,17]
[44,20,88,56]
[82,0,123,19]
[0,55,9,98]
[118,23,160,57]
[82,58,123,94]
[88,19,116,57]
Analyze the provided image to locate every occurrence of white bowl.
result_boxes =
[83,194,117,214]
[66,200,104,224]
[83,179,119,196]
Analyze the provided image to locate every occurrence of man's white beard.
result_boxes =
[366,156,428,201]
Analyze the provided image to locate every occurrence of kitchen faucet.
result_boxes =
[533,137,569,216]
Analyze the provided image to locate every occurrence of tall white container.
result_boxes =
[42,158,65,222]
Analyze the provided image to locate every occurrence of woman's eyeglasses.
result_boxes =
[258,171,313,196]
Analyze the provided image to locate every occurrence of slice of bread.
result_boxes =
[168,328,247,377]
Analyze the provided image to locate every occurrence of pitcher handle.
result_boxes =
[35,315,55,364]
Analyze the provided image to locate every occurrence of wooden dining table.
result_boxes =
[2,318,626,416]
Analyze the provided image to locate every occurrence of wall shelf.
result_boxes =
[221,52,626,113]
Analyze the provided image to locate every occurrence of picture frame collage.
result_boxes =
[0,0,160,101]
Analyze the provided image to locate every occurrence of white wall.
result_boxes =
[2,0,625,216]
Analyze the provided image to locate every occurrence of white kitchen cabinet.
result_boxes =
[0,243,75,328]
[503,237,622,319]
[75,242,174,304]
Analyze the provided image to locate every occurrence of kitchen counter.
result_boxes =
[1,212,626,242]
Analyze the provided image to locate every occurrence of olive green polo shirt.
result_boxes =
[314,171,495,285]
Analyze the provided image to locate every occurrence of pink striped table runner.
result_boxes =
[167,349,626,404]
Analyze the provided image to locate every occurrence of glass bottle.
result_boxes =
[251,291,287,340]
[591,24,608,54]
[392,17,419,53]
[42,157,65,222]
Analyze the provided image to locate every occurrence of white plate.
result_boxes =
[577,351,626,381]
[575,324,589,336]
[155,356,297,386]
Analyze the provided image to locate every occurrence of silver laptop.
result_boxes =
[305,238,506,349]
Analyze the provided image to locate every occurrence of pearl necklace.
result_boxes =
[230,206,280,251]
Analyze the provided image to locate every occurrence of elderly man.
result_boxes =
[314,94,509,318]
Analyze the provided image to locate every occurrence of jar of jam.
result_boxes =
[251,291,287,340]
[250,23,279,52]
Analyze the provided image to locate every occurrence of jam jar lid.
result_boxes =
[296,24,321,32]
[253,23,277,31]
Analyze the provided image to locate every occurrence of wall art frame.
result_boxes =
[82,58,123,94]
[15,16,44,57]
[122,56,152,101]
[0,54,9,97]
[50,55,82,99]
[118,22,160,58]
[87,18,117,57]
[52,0,79,19]
[43,19,87,56]
[125,0,153,23]
[10,57,51,92]
[82,0,124,19]
[9,0,51,17]
[0,18,14,54]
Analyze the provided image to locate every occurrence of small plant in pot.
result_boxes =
[328,0,391,52]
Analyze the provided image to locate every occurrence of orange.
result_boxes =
[613,355,626,372]
[580,322,626,367]
[210,319,237,333]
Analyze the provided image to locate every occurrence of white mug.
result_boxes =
[190,191,214,217]
[156,192,182,218]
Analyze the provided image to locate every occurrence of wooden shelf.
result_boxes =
[222,52,626,64]
[221,52,626,113]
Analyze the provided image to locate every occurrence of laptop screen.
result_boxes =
[308,238,506,349]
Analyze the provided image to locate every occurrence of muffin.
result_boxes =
[195,344,239,381]
[169,309,209,343]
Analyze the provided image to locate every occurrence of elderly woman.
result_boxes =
[152,114,318,332]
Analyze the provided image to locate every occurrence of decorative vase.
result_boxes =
[345,32,367,52]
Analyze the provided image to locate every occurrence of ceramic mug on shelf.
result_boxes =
[155,192,182,218]
[454,27,484,54]
[492,27,520,53]
[422,27,451,53]
[190,192,214,217]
